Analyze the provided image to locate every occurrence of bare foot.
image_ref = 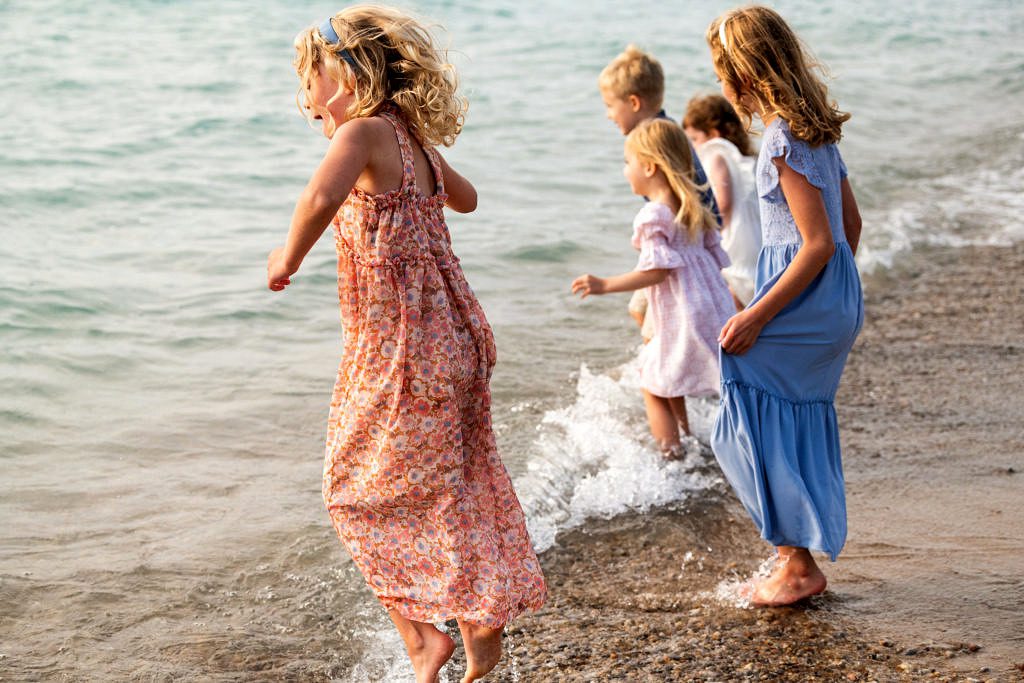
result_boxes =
[408,625,455,683]
[749,549,827,607]
[737,578,757,601]
[661,444,685,461]
[458,619,503,682]
[388,612,455,683]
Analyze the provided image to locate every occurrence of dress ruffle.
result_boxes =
[636,237,685,271]
[632,203,685,270]
[712,241,862,560]
[712,379,847,560]
[757,122,829,200]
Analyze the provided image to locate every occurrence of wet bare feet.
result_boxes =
[388,611,455,683]
[748,547,827,607]
[661,444,685,461]
[457,619,504,682]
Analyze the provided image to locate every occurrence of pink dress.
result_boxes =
[633,202,735,398]
[322,108,546,628]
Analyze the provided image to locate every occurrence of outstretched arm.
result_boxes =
[719,159,835,354]
[267,120,374,291]
[437,153,477,213]
[571,269,669,298]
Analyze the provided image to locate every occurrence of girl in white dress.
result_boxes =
[684,94,762,308]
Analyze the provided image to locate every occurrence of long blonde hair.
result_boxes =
[707,5,849,146]
[626,119,717,242]
[293,5,466,146]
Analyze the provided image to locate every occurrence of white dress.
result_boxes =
[696,138,761,305]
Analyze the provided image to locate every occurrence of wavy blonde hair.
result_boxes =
[626,119,717,242]
[707,5,849,146]
[293,5,466,146]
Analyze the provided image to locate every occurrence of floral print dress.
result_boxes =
[322,108,546,628]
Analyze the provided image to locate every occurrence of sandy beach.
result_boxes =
[468,242,1024,682]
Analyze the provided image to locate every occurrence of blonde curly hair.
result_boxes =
[293,5,466,146]
[707,5,849,147]
[626,119,717,243]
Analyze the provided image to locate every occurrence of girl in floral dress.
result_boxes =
[571,118,735,458]
[266,7,545,682]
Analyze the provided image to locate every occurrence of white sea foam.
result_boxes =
[347,620,456,683]
[857,156,1024,273]
[514,359,724,554]
[706,555,777,609]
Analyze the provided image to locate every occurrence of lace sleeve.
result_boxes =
[757,122,827,203]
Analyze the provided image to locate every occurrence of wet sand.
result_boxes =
[485,243,1024,682]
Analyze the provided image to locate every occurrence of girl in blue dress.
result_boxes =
[706,6,864,606]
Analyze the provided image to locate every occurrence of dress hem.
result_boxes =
[378,594,546,629]
[761,533,841,562]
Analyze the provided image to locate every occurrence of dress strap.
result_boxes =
[424,147,445,197]
[378,107,417,193]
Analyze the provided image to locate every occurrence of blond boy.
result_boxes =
[598,45,720,337]
[599,44,668,135]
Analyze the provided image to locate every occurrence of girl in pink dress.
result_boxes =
[572,118,734,458]
[266,7,545,682]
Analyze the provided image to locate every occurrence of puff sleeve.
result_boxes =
[631,203,685,271]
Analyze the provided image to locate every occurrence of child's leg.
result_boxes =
[666,395,691,436]
[642,389,681,455]
[456,619,503,683]
[749,546,828,607]
[388,610,455,683]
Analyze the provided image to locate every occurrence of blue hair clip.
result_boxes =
[319,17,359,71]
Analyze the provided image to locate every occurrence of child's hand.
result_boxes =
[267,247,294,292]
[571,274,607,298]
[718,309,765,355]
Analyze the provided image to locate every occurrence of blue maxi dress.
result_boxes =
[711,118,864,561]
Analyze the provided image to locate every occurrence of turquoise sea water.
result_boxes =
[1,1,1022,679]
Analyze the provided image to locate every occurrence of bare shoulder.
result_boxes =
[331,116,393,150]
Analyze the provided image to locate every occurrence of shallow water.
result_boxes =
[2,0,1023,679]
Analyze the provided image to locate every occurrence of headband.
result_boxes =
[718,16,729,53]
[319,17,359,71]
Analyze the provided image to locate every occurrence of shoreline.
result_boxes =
[485,242,1024,681]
